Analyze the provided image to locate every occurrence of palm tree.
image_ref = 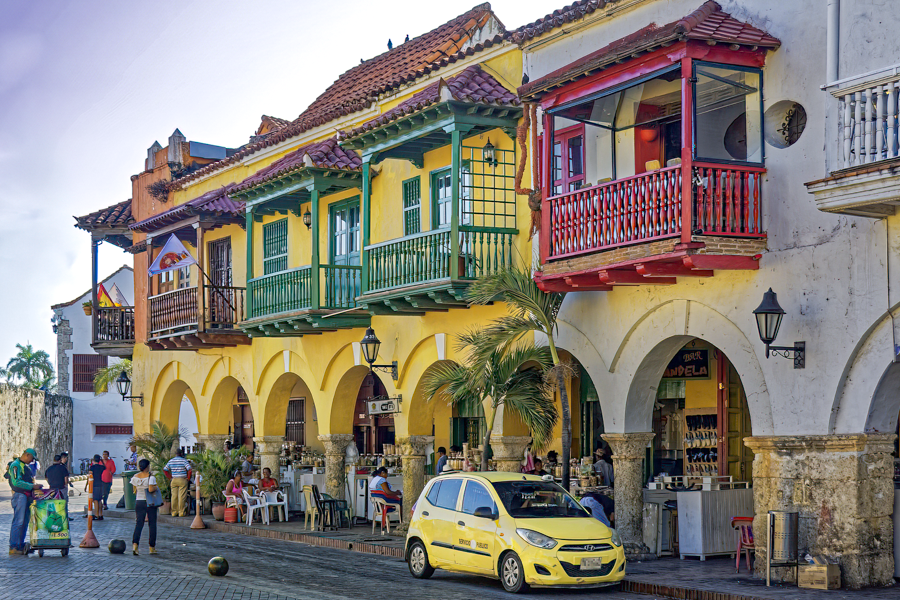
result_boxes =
[423,330,558,472]
[93,359,132,395]
[6,343,53,388]
[465,267,573,489]
[130,420,187,501]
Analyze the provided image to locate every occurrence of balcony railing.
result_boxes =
[95,306,135,343]
[323,265,361,309]
[149,287,198,336]
[248,266,312,319]
[149,284,244,337]
[546,163,764,260]
[365,226,515,294]
[830,67,900,170]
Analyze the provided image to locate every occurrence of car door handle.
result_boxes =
[422,511,429,517]
[457,520,466,526]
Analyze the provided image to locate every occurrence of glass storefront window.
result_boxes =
[694,64,763,164]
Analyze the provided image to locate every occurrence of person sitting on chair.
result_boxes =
[369,466,401,517]
[258,468,278,492]
[224,471,246,519]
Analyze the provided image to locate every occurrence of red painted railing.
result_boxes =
[546,163,764,260]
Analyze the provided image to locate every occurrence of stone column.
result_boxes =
[398,435,434,523]
[602,432,655,558]
[745,434,896,588]
[318,434,354,500]
[254,436,285,476]
[489,435,531,472]
[194,434,229,452]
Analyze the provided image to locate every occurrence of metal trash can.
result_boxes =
[766,510,799,586]
[122,470,138,510]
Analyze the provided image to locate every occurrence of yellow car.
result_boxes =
[405,472,625,593]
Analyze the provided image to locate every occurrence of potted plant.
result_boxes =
[82,301,92,316]
[188,446,248,521]
[129,420,186,516]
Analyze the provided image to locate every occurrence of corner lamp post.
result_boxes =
[116,371,145,406]
[753,288,805,369]
[360,327,398,381]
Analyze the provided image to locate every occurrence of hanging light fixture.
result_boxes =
[483,137,498,169]
[116,371,144,406]
[360,327,398,380]
[303,209,312,230]
[753,288,805,368]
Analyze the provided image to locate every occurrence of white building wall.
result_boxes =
[522,0,900,437]
[55,267,135,474]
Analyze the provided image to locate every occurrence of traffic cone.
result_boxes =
[190,471,205,529]
[79,480,100,548]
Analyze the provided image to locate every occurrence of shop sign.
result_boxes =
[367,395,402,415]
[662,348,710,380]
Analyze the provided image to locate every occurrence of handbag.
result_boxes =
[145,480,164,507]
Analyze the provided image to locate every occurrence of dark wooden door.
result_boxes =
[208,237,233,327]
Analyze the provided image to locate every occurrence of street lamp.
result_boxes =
[116,371,145,406]
[483,137,498,169]
[360,327,398,380]
[753,288,805,368]
[303,209,312,230]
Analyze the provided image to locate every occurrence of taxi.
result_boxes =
[405,471,625,593]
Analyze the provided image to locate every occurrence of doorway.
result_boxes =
[352,372,395,456]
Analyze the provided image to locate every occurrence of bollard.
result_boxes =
[79,479,100,548]
[190,470,205,529]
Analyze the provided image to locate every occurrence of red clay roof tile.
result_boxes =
[510,0,623,43]
[129,186,244,233]
[233,137,361,192]
[519,1,780,99]
[74,199,133,231]
[173,3,505,190]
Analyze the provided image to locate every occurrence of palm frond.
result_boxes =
[500,368,558,451]
[467,267,565,334]
[93,359,132,395]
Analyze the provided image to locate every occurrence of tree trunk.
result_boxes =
[481,401,497,472]
[557,368,572,491]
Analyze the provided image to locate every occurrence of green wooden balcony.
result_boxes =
[241,264,369,336]
[359,225,516,314]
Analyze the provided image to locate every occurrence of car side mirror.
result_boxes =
[473,506,497,520]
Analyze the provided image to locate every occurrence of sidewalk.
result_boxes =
[80,481,899,599]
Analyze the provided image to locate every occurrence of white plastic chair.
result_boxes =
[371,496,402,535]
[242,489,269,526]
[261,490,287,523]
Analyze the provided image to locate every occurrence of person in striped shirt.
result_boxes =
[163,449,192,517]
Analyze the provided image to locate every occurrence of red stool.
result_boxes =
[731,516,754,573]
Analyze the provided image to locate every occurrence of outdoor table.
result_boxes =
[318,496,339,531]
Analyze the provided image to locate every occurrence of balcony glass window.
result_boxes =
[262,218,288,274]
[694,64,762,164]
[432,166,473,228]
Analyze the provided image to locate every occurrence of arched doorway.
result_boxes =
[649,340,753,483]
[232,386,254,449]
[352,372,394,456]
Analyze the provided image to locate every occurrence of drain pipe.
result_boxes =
[826,0,840,84]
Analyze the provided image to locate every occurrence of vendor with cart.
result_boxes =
[7,448,42,555]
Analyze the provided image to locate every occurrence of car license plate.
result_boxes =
[580,557,604,570]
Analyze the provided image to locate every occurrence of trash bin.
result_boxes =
[766,510,799,586]
[122,470,138,510]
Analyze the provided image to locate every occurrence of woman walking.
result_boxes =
[130,459,158,555]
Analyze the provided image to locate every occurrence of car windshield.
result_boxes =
[491,480,591,518]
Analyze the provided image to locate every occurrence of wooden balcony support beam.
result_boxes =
[635,262,714,278]
[564,274,614,290]
[682,254,760,271]
[598,270,675,285]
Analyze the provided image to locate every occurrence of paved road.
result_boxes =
[0,486,662,600]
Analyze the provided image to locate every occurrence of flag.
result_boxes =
[148,234,197,276]
[97,283,115,308]
[108,283,129,307]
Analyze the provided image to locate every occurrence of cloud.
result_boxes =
[0,32,42,94]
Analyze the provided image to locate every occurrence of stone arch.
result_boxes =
[208,376,245,435]
[830,308,900,433]
[150,361,200,434]
[260,372,317,438]
[614,300,773,434]
[407,360,458,441]
[327,365,371,435]
[869,362,900,433]
[396,333,450,388]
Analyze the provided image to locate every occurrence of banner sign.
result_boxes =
[367,396,401,415]
[148,234,197,276]
[29,494,69,548]
[662,348,710,380]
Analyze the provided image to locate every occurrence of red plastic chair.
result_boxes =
[731,516,754,573]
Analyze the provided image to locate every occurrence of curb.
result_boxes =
[621,580,769,600]
[102,510,406,559]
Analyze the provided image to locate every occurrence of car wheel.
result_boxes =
[407,541,435,579]
[500,552,529,594]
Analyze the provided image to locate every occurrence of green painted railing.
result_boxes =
[323,265,361,309]
[365,226,516,294]
[248,266,312,319]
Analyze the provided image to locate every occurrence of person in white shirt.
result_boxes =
[130,459,159,555]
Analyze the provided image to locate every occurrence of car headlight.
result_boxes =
[609,528,622,547]
[516,528,558,549]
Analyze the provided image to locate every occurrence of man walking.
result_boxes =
[7,448,42,554]
[435,447,447,475]
[164,449,191,517]
[45,455,70,517]
[86,455,105,519]
[101,450,116,510]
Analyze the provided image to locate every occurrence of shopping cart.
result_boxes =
[24,489,70,557]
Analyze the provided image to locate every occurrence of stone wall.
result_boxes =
[0,385,72,467]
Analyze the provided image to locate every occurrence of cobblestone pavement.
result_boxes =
[0,485,658,600]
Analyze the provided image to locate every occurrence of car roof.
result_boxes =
[434,472,547,483]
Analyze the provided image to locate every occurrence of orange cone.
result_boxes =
[79,479,100,548]
[190,470,205,529]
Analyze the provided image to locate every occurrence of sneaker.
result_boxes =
[8,548,23,555]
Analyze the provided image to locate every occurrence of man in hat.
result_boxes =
[593,444,614,487]
[7,449,42,554]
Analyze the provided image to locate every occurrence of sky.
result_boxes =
[0,0,553,366]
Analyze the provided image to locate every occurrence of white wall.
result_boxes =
[523,0,900,437]
[57,267,135,474]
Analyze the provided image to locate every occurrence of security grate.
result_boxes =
[72,354,107,393]
[402,177,421,236]
[263,219,288,275]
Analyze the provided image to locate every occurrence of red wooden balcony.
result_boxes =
[147,284,249,350]
[537,162,766,292]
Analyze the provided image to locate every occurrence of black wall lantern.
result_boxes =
[360,327,398,380]
[483,137,498,169]
[302,209,312,230]
[753,288,805,368]
[116,371,145,406]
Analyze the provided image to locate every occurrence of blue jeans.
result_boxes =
[10,493,31,550]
